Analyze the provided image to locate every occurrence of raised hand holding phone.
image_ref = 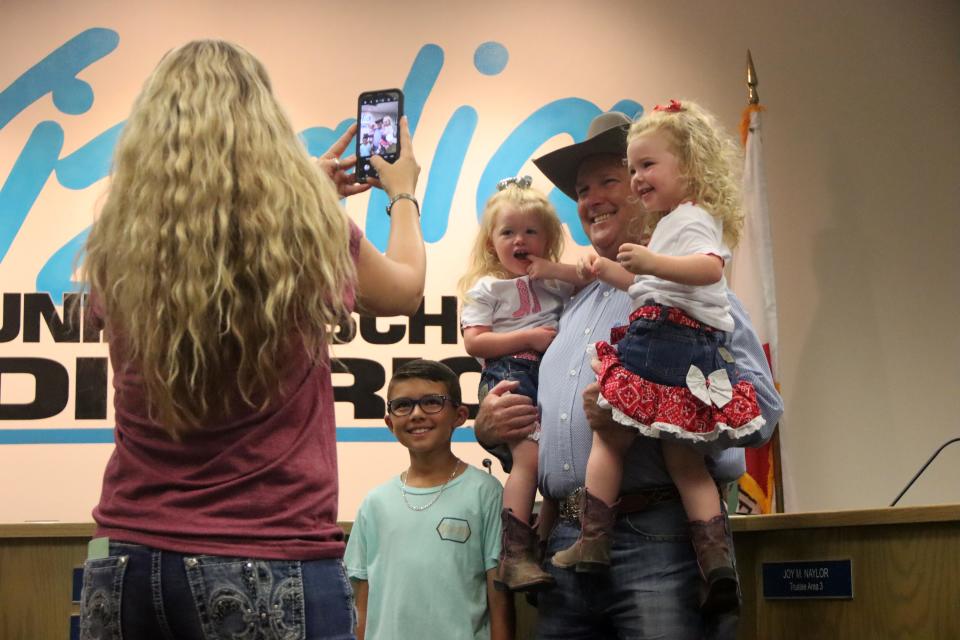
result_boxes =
[318,122,370,198]
[369,116,419,200]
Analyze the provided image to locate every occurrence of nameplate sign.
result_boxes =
[762,559,854,599]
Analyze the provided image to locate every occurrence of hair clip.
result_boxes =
[653,99,683,113]
[496,175,533,191]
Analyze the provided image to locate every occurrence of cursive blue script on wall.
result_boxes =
[0,28,642,300]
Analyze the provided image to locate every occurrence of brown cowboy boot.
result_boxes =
[494,508,556,592]
[534,498,559,555]
[689,514,741,614]
[550,490,619,573]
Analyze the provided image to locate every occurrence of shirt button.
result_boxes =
[569,369,577,376]
[603,291,611,297]
[560,413,568,421]
[563,463,571,471]
[584,327,591,334]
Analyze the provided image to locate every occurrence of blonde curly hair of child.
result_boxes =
[628,100,744,248]
[83,40,355,436]
[458,183,565,300]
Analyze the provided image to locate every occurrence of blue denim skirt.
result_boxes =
[478,353,541,402]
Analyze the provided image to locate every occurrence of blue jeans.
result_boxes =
[79,542,355,640]
[478,354,540,402]
[536,501,737,640]
[615,308,733,388]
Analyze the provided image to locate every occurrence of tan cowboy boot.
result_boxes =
[689,514,741,614]
[494,508,556,592]
[550,490,618,573]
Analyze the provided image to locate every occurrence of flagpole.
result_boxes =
[745,49,785,514]
[747,49,759,105]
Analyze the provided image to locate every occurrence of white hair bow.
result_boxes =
[685,365,733,408]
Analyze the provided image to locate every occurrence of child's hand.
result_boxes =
[576,254,600,281]
[579,255,635,290]
[592,256,621,281]
[617,243,657,275]
[526,326,558,353]
[526,255,553,280]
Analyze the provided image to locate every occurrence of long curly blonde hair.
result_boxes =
[458,184,565,300]
[628,100,743,247]
[83,40,355,436]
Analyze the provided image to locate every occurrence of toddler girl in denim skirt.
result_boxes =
[459,176,587,593]
[551,101,765,616]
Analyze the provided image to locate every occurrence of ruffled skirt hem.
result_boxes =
[594,340,765,443]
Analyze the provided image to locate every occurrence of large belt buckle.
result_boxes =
[651,486,676,504]
[559,486,584,522]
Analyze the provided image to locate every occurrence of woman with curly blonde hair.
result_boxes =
[552,100,764,616]
[80,40,424,639]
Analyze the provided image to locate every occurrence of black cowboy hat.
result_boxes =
[532,111,632,201]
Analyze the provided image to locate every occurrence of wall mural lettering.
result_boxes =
[0,28,643,444]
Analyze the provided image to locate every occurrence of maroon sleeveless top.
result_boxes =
[93,222,361,560]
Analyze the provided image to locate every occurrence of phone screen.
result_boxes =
[356,89,403,182]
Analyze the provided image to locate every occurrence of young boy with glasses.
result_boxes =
[344,360,514,640]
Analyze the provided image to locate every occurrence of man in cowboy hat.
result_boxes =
[474,111,782,639]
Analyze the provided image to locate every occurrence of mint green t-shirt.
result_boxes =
[344,465,503,640]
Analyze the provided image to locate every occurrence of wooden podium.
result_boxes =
[0,522,93,640]
[2,505,958,639]
[731,504,960,639]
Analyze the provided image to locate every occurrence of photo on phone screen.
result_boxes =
[356,89,403,183]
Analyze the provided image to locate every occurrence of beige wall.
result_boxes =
[675,0,960,511]
[611,0,960,511]
[1,0,957,521]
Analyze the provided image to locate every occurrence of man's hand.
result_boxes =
[474,380,538,447]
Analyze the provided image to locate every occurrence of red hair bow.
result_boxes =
[653,99,683,113]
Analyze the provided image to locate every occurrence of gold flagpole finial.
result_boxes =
[746,49,760,104]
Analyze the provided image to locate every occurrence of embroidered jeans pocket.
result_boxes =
[184,556,306,640]
[79,555,128,640]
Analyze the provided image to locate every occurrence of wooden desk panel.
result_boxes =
[4,507,958,640]
[732,506,960,640]
[0,524,93,640]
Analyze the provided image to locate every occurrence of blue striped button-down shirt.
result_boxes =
[536,280,783,500]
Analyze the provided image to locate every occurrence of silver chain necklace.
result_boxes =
[400,459,462,512]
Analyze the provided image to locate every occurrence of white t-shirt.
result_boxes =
[627,203,734,332]
[461,275,574,334]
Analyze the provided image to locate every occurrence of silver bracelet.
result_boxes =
[386,193,420,217]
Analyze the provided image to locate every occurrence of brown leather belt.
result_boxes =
[557,485,680,522]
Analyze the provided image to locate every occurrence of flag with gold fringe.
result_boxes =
[731,101,782,514]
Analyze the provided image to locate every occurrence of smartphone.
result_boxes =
[355,88,404,183]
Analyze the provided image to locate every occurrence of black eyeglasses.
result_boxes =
[387,394,458,416]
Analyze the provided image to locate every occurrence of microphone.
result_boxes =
[889,437,960,507]
[482,458,493,474]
